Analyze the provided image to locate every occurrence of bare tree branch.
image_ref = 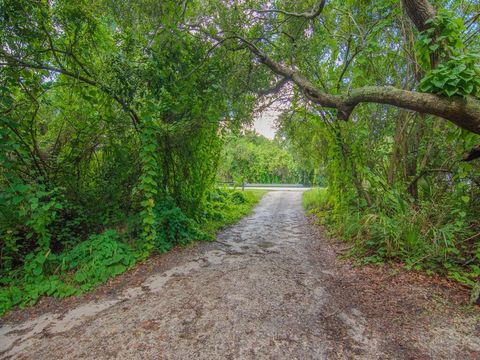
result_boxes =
[257,77,290,96]
[253,0,326,20]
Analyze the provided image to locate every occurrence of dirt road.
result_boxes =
[1,191,479,359]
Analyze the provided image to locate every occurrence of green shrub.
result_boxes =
[0,230,136,315]
[201,189,266,235]
[302,188,329,211]
[155,203,209,251]
[303,188,480,287]
[60,230,136,290]
[230,191,247,205]
[0,190,266,316]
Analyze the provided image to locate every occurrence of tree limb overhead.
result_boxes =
[253,0,326,20]
[236,36,480,135]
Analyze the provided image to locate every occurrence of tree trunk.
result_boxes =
[401,0,436,31]
[401,0,439,68]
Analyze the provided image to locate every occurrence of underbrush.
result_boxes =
[0,189,265,316]
[201,188,267,235]
[302,187,328,210]
[302,188,480,294]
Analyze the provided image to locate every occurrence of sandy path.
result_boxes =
[1,191,479,359]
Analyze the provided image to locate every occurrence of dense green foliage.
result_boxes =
[201,189,267,235]
[217,131,318,185]
[302,187,329,211]
[275,0,480,288]
[0,189,263,315]
[418,10,480,97]
[0,0,266,314]
[1,0,480,312]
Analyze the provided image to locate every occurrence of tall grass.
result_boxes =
[302,187,329,211]
[302,188,480,289]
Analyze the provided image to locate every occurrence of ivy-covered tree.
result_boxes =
[0,0,257,271]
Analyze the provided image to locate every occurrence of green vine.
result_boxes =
[417,10,480,97]
[138,115,162,257]
[419,54,480,97]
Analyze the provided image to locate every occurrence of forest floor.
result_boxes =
[1,191,479,359]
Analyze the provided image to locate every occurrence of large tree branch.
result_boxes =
[343,87,480,134]
[237,37,480,134]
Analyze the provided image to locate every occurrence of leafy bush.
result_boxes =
[0,183,65,270]
[302,187,329,211]
[60,230,136,290]
[0,189,266,316]
[303,188,480,287]
[417,10,480,97]
[201,189,266,235]
[419,54,480,97]
[155,201,209,251]
[0,230,135,315]
[230,191,247,205]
